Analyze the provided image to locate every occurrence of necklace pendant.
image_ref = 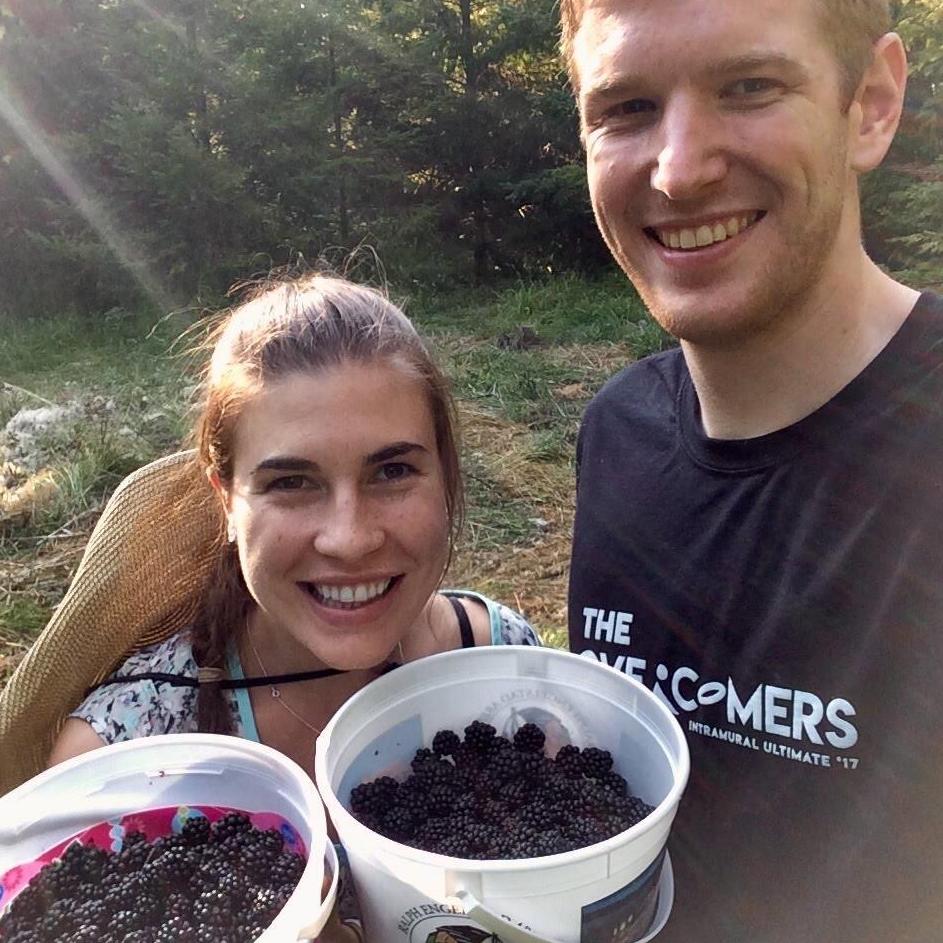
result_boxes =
[270,686,281,699]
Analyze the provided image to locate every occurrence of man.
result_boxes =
[564,1,943,940]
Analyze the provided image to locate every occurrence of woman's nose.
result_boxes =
[312,491,384,560]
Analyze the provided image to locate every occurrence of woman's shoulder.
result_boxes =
[68,629,201,743]
[441,590,541,647]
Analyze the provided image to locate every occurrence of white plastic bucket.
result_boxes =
[315,647,689,943]
[0,733,336,942]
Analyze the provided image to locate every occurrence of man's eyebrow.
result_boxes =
[366,441,428,464]
[252,456,318,474]
[707,52,810,81]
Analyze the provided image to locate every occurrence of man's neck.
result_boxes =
[681,259,919,441]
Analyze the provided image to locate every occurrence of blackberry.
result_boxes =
[381,804,420,840]
[239,828,285,878]
[211,810,253,843]
[531,828,569,857]
[432,728,461,757]
[42,859,83,898]
[111,908,142,935]
[581,747,614,779]
[410,753,454,788]
[415,816,451,850]
[554,744,583,778]
[427,781,458,816]
[153,914,195,942]
[68,928,101,943]
[463,720,497,752]
[113,836,151,876]
[513,722,546,754]
[410,747,436,770]
[452,741,485,772]
[248,885,282,916]
[269,851,306,887]
[181,814,212,846]
[517,751,548,782]
[600,770,628,797]
[624,796,655,825]
[192,888,230,926]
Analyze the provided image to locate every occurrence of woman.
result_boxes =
[12,274,538,942]
[47,273,539,774]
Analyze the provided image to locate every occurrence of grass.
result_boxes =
[409,272,671,349]
[0,276,659,681]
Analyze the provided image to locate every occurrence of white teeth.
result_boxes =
[695,225,713,247]
[657,212,759,251]
[314,579,391,605]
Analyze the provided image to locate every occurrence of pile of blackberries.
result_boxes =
[349,721,654,859]
[0,812,307,943]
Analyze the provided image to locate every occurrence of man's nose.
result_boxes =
[313,490,384,560]
[650,98,728,201]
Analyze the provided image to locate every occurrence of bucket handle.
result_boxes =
[446,852,674,943]
[297,841,340,941]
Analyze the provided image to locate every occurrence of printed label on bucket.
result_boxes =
[581,848,666,943]
[478,683,592,757]
[396,902,504,943]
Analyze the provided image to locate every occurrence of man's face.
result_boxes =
[574,0,863,346]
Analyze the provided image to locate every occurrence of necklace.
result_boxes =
[246,629,323,736]
[245,627,408,736]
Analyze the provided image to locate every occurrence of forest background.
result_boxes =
[1,0,941,678]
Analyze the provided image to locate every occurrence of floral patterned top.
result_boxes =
[69,590,540,743]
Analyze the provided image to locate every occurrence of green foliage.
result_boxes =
[861,0,943,286]
[410,273,670,350]
[0,0,939,322]
[0,0,586,319]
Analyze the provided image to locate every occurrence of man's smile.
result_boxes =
[646,211,765,251]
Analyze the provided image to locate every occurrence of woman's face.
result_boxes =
[218,359,450,670]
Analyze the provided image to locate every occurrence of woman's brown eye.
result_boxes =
[268,475,307,491]
[377,462,416,483]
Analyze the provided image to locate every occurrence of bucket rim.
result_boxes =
[2,733,324,813]
[315,645,690,874]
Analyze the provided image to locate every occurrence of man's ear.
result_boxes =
[849,32,908,174]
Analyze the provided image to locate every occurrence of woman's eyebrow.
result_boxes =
[252,456,317,474]
[366,442,428,464]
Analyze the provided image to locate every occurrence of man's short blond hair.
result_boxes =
[559,0,892,102]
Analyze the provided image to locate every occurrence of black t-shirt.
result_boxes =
[568,293,943,943]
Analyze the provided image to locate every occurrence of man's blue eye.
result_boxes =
[617,99,656,115]
[729,77,778,95]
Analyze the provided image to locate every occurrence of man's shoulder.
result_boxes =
[586,346,684,419]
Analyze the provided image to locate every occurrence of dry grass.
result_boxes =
[448,403,573,649]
